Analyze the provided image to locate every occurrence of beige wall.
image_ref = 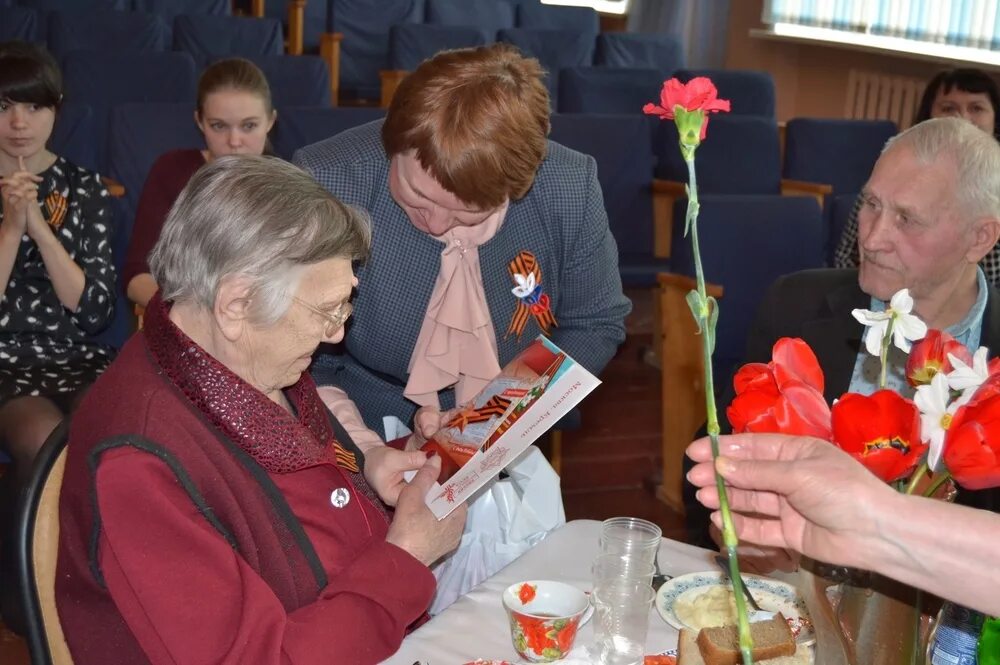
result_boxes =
[724,0,996,122]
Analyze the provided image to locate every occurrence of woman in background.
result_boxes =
[123,57,276,308]
[0,40,115,633]
[833,68,1000,279]
[0,40,115,479]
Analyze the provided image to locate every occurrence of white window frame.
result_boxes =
[541,0,631,16]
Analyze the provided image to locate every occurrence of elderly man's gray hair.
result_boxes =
[884,116,1000,222]
[149,155,371,323]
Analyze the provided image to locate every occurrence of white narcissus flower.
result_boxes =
[852,288,928,357]
[914,372,962,473]
[947,346,990,396]
[511,273,536,299]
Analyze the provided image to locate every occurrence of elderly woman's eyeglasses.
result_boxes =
[291,296,353,336]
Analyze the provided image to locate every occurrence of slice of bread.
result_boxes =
[676,613,798,665]
[677,628,811,665]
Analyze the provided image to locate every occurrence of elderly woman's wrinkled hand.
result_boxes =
[363,445,428,507]
[405,405,461,451]
[386,454,467,566]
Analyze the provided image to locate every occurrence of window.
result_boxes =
[763,0,1000,51]
[542,0,632,16]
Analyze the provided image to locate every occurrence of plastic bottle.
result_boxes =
[928,602,985,665]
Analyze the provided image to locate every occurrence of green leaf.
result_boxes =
[686,290,706,333]
[684,198,700,237]
[542,647,563,659]
[707,296,720,353]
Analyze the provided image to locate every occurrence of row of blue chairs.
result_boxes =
[0,7,280,65]
[382,25,682,102]
[50,51,329,175]
[1,0,226,12]
[556,66,773,117]
[270,0,601,55]
[268,0,673,101]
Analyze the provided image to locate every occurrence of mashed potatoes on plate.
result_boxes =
[674,586,739,629]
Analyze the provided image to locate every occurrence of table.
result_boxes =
[382,519,717,664]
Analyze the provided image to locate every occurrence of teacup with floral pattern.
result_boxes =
[502,580,592,662]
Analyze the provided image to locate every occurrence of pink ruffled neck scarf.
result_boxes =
[404,202,508,408]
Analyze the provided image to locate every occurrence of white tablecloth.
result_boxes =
[382,519,717,664]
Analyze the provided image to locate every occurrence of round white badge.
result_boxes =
[330,488,351,508]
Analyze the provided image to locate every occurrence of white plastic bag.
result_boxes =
[427,445,566,615]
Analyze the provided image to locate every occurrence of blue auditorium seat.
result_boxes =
[49,101,98,173]
[245,55,331,107]
[558,67,664,115]
[20,0,127,10]
[0,5,39,42]
[62,50,197,172]
[656,115,782,194]
[47,10,169,57]
[595,33,684,70]
[172,13,282,67]
[516,2,598,34]
[782,118,897,195]
[549,113,667,288]
[133,0,229,22]
[388,23,487,71]
[670,194,825,384]
[425,0,513,41]
[328,0,426,101]
[275,107,386,160]
[100,102,203,349]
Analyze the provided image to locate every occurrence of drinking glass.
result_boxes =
[599,517,661,568]
[591,553,655,589]
[591,579,657,665]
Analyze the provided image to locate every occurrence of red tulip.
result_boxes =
[905,329,972,387]
[727,338,831,439]
[643,77,731,140]
[831,390,926,483]
[942,393,1000,490]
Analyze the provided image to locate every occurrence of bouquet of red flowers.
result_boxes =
[728,288,1000,495]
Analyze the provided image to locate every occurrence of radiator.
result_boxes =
[844,70,927,128]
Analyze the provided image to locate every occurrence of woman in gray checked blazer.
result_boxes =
[293,44,631,451]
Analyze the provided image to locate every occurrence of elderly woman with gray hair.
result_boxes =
[54,156,466,665]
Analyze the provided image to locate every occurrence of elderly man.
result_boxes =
[685,117,1000,545]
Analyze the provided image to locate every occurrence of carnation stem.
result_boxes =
[685,154,754,664]
[904,461,928,495]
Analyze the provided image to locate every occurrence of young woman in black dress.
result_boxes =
[0,41,115,479]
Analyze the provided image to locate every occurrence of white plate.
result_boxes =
[655,571,815,647]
